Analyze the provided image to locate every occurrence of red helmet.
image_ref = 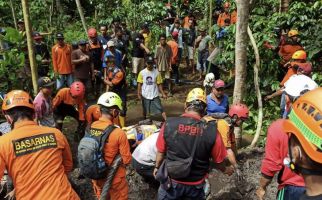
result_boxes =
[229,103,249,118]
[87,28,97,37]
[70,81,85,98]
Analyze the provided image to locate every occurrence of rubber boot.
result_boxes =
[119,116,125,128]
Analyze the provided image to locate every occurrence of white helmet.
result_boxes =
[284,75,318,97]
[97,92,123,110]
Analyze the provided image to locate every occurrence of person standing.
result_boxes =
[154,88,233,200]
[195,27,212,80]
[155,34,172,89]
[103,41,123,69]
[168,20,183,66]
[87,28,104,98]
[132,33,150,85]
[206,79,229,114]
[52,33,73,90]
[98,25,111,47]
[111,28,129,71]
[167,32,180,88]
[183,19,197,73]
[90,92,131,200]
[33,77,56,128]
[217,2,232,27]
[71,40,94,91]
[0,90,79,200]
[33,32,50,77]
[137,55,167,121]
[103,55,127,127]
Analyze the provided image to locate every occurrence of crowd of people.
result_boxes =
[0,1,321,200]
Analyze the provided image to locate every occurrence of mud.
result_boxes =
[68,147,278,200]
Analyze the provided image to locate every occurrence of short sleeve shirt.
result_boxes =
[102,50,122,68]
[137,68,163,100]
[132,34,145,58]
[206,94,229,114]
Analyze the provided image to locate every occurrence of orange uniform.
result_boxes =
[107,68,125,86]
[217,12,231,27]
[217,119,236,149]
[90,118,131,200]
[231,10,237,24]
[278,43,303,65]
[0,120,79,200]
[167,40,178,65]
[86,104,101,124]
[280,62,310,86]
[52,44,73,74]
[53,88,85,121]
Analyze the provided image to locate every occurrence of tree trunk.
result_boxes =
[247,26,263,148]
[21,0,38,95]
[9,0,18,30]
[280,0,290,12]
[208,0,213,35]
[233,0,250,148]
[75,0,87,34]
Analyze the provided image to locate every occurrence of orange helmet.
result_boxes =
[288,29,299,37]
[292,50,307,60]
[224,2,230,8]
[283,88,322,164]
[87,28,97,37]
[2,90,34,111]
[92,105,101,121]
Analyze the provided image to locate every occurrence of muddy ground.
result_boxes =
[64,83,278,200]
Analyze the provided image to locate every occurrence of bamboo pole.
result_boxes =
[75,0,87,34]
[9,0,18,30]
[21,0,38,95]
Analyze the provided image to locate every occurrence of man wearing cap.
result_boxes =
[71,40,94,92]
[33,77,56,127]
[137,55,167,121]
[17,19,25,33]
[278,30,303,67]
[102,40,122,69]
[206,79,229,114]
[33,32,50,77]
[52,33,74,89]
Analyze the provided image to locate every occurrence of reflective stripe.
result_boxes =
[278,187,285,200]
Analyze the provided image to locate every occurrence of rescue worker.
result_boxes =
[90,92,131,200]
[278,30,303,67]
[103,55,127,127]
[217,2,232,27]
[53,81,86,139]
[282,88,322,200]
[85,104,101,125]
[87,28,104,98]
[215,103,249,177]
[0,90,79,200]
[154,88,233,200]
[256,80,318,200]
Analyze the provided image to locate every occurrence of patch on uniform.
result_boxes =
[89,128,103,137]
[12,133,58,157]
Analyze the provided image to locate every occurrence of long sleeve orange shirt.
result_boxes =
[52,43,73,74]
[90,118,131,193]
[217,12,231,27]
[0,120,79,200]
[53,88,85,121]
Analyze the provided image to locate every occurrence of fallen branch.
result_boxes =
[247,26,263,148]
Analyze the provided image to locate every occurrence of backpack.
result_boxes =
[78,125,116,180]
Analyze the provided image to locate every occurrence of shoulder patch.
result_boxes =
[12,133,58,157]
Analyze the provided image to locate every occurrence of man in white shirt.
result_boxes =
[137,55,167,121]
[132,132,159,186]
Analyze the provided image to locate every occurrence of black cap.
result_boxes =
[78,40,88,45]
[33,32,42,39]
[56,32,64,39]
[38,77,55,88]
[146,55,154,64]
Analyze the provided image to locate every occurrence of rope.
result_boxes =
[99,154,123,200]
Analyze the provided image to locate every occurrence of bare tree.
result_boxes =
[233,0,250,148]
[75,0,87,34]
[21,0,38,95]
[9,0,18,30]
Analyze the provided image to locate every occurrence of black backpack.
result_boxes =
[78,125,116,180]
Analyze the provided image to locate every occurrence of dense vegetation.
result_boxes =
[0,0,321,144]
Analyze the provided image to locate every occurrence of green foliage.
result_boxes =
[0,27,25,92]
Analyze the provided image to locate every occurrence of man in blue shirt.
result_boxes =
[206,79,229,114]
[102,40,122,69]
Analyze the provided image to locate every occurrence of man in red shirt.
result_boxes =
[154,88,232,199]
[167,32,179,96]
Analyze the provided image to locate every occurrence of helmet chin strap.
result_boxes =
[288,141,322,176]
